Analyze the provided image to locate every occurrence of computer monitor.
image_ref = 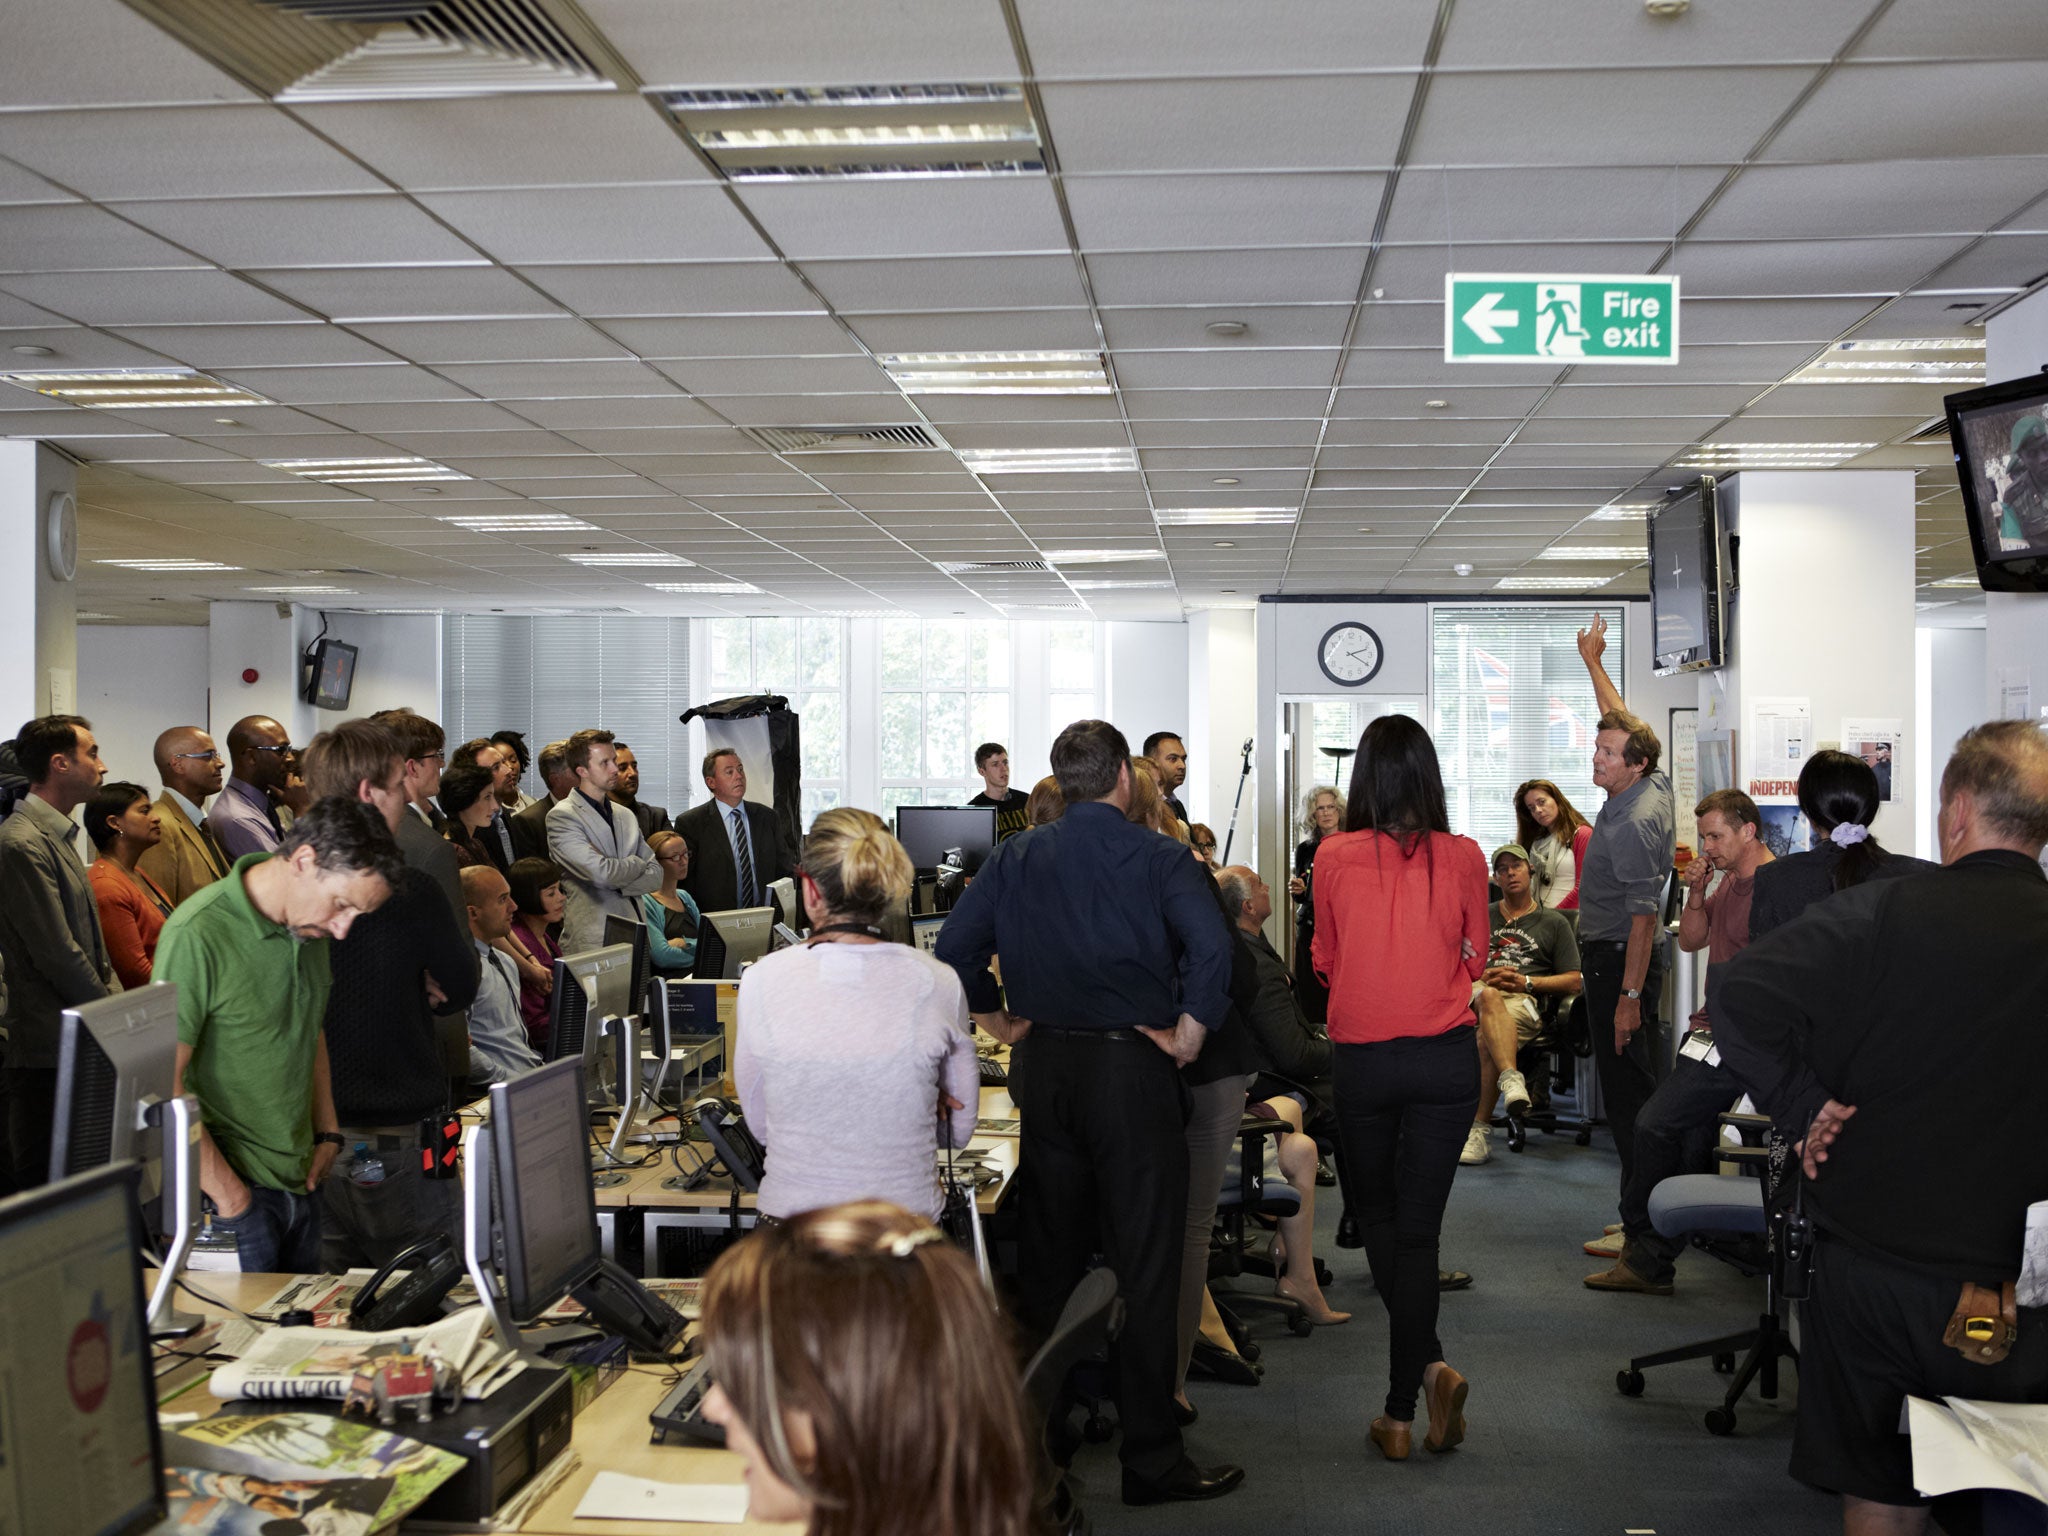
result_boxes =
[0,1162,166,1535]
[602,913,651,1015]
[546,943,636,1096]
[693,907,775,980]
[895,805,998,875]
[51,990,201,1338]
[909,913,947,955]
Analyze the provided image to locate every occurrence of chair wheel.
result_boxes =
[1313,1257,1333,1287]
[1712,1352,1736,1374]
[1705,1407,1737,1436]
[1289,1313,1314,1338]
[1576,1129,1593,1146]
[1616,1369,1645,1397]
[1082,1414,1114,1444]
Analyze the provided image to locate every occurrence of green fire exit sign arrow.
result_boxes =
[1444,273,1680,365]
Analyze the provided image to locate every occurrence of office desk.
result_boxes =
[162,1272,796,1533]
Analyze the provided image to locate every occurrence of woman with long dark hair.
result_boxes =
[1513,778,1594,910]
[1312,715,1488,1462]
[1745,750,1936,940]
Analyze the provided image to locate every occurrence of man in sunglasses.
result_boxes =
[207,716,298,862]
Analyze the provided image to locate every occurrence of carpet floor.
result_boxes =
[1073,1119,1838,1536]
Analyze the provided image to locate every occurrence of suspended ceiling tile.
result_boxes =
[1768,62,2048,161]
[737,178,1071,260]
[0,203,205,271]
[109,195,480,268]
[1066,172,1387,252]
[1437,0,1867,68]
[1088,247,1370,308]
[242,265,566,322]
[1017,0,1436,77]
[516,261,823,317]
[801,255,1090,313]
[1040,77,1413,174]
[349,316,638,364]
[418,187,772,264]
[106,323,403,367]
[1,105,386,200]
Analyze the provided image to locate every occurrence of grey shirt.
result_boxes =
[1575,769,1676,944]
[466,939,540,1088]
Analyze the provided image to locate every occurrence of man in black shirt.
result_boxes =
[964,741,1030,841]
[302,722,480,1269]
[1144,731,1191,827]
[939,720,1241,1506]
[609,742,671,842]
[1718,721,2048,1530]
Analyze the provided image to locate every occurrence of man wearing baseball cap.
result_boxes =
[1462,843,1582,1166]
[1994,412,2048,553]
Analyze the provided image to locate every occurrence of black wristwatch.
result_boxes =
[314,1131,347,1149]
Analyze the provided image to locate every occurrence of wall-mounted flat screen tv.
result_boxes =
[1944,372,2048,593]
[1646,475,1725,675]
[303,637,358,710]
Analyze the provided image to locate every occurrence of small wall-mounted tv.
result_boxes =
[302,637,359,710]
[1646,475,1726,675]
[1944,371,2048,593]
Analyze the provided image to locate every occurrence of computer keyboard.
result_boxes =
[648,1355,723,1447]
[976,1055,1009,1088]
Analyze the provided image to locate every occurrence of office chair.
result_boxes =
[1209,1110,1313,1341]
[1505,991,1597,1151]
[1613,1114,1798,1436]
[1022,1267,1124,1536]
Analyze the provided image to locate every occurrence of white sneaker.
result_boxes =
[1583,1230,1626,1258]
[1460,1124,1491,1166]
[1497,1068,1532,1118]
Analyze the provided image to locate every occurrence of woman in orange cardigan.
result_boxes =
[86,781,175,990]
[1311,715,1489,1464]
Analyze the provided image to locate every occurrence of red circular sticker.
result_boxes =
[67,1317,111,1414]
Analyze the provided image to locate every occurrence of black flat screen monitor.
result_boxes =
[602,914,652,1013]
[1647,476,1726,674]
[1945,372,2048,591]
[303,637,359,711]
[0,1163,165,1535]
[487,1060,602,1323]
[547,944,635,1102]
[693,907,775,980]
[52,990,180,1195]
[896,805,998,874]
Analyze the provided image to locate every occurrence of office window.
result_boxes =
[707,617,847,826]
[879,618,1012,815]
[444,616,693,816]
[1429,605,1624,851]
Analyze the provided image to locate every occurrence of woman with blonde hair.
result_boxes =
[699,1200,1044,1536]
[1024,774,1065,828]
[641,828,701,973]
[734,808,981,1222]
[1289,785,1346,1023]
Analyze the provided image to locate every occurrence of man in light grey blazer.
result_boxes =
[548,729,661,955]
[0,714,118,1191]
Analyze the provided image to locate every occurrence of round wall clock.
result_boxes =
[45,490,77,582]
[1317,620,1384,688]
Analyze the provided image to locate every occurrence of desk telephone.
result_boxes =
[692,1096,766,1192]
[350,1234,464,1332]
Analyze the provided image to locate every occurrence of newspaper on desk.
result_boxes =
[207,1308,514,1403]
[1907,1396,2048,1503]
[166,1411,465,1529]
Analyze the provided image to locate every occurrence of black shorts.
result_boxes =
[1793,1238,2048,1506]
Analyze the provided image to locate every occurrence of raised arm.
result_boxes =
[1577,613,1627,719]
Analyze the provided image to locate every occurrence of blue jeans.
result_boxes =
[209,1185,323,1274]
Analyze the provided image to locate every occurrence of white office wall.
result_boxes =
[1918,624,1990,851]
[1104,621,1191,757]
[0,442,78,727]
[75,624,209,785]
[1186,609,1257,841]
[307,611,443,725]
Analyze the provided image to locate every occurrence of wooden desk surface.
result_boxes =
[161,1273,796,1534]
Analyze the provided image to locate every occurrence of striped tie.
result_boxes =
[731,806,756,907]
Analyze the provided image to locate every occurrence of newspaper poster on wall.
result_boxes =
[1746,696,1811,800]
[1668,708,1699,821]
[1840,717,1903,804]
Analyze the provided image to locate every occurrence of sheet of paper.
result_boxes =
[1907,1396,2048,1502]
[573,1471,751,1524]
[1747,696,1810,795]
[2023,1201,2048,1310]
[1839,718,1903,805]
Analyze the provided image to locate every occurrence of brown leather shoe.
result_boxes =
[1583,1260,1674,1296]
[1368,1416,1412,1461]
[1423,1365,1469,1453]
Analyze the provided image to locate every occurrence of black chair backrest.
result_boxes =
[1021,1267,1124,1422]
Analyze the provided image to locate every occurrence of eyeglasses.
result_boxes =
[248,743,296,756]
[1192,842,1217,854]
[172,750,223,763]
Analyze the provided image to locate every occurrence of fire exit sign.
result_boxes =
[1444,273,1680,365]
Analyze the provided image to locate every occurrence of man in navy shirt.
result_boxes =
[938,719,1241,1507]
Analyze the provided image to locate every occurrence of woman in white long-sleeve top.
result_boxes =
[734,807,980,1223]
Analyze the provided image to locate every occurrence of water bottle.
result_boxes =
[348,1142,386,1187]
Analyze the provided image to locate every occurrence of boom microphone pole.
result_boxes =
[1220,736,1254,864]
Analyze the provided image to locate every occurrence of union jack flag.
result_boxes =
[1549,697,1591,752]
[1472,647,1512,748]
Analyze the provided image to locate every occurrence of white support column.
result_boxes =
[0,442,79,729]
[1187,609,1256,856]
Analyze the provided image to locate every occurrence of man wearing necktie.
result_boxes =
[0,715,118,1191]
[207,715,295,862]
[461,866,541,1089]
[676,747,788,916]
[140,725,232,906]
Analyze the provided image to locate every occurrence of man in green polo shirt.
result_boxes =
[158,796,405,1273]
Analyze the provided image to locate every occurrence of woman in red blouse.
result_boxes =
[85,781,174,990]
[1311,715,1489,1463]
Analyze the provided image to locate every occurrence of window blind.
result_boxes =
[445,616,695,818]
[1429,605,1625,852]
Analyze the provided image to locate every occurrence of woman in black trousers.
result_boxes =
[1310,717,1490,1461]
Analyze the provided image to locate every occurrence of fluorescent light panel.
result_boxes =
[880,351,1110,396]
[96,558,242,572]
[1930,574,1982,589]
[1677,443,1871,467]
[1154,506,1297,526]
[1590,502,1657,521]
[562,552,695,567]
[1043,549,1166,565]
[2,368,272,410]
[958,446,1137,474]
[658,83,1043,181]
[1067,579,1173,589]
[1536,546,1647,561]
[270,455,467,484]
[248,585,358,595]
[441,513,599,532]
[1496,575,1616,590]
[1787,337,1986,386]
[646,581,761,594]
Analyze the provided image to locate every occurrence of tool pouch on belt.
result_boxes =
[1943,1281,2019,1365]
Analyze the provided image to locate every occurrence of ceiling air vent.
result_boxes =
[744,424,943,454]
[118,0,633,101]
[936,559,1048,573]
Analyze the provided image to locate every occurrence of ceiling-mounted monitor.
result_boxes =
[1647,475,1725,675]
[1944,372,2048,593]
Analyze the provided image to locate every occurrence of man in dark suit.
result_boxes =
[675,748,789,914]
[509,740,574,864]
[610,742,670,843]
[0,715,117,1190]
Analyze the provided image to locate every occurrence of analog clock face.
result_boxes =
[1318,622,1384,688]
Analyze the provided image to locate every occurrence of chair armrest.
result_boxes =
[1718,1111,1770,1130]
